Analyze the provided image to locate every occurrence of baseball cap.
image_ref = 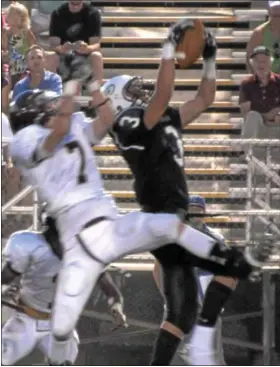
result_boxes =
[268,1,280,7]
[189,195,206,210]
[250,45,270,59]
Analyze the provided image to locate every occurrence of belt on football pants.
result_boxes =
[18,299,51,320]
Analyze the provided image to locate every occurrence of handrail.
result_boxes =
[250,156,280,187]
[1,186,33,214]
[2,137,280,147]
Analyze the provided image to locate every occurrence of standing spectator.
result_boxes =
[246,0,280,74]
[48,0,103,85]
[239,46,280,160]
[13,45,62,99]
[1,2,36,88]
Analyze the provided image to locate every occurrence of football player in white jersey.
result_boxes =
[1,214,127,366]
[8,51,272,364]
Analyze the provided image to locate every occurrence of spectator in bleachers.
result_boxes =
[239,46,280,143]
[246,0,280,74]
[48,0,103,85]
[1,2,36,88]
[13,45,63,99]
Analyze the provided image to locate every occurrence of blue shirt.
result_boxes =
[12,70,63,99]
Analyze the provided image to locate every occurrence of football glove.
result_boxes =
[202,29,217,61]
[167,18,195,47]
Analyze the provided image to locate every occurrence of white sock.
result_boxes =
[190,325,215,349]
[48,337,70,365]
[177,226,216,258]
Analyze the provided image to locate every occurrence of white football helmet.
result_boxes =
[101,74,153,115]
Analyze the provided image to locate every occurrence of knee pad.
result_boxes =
[148,213,180,244]
[162,265,198,335]
[52,261,103,340]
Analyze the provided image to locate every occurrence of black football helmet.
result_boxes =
[9,89,61,134]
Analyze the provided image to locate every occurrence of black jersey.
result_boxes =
[110,106,188,213]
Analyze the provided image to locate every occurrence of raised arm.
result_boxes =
[143,19,196,130]
[178,29,217,127]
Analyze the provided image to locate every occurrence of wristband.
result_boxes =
[95,98,110,108]
[202,59,216,80]
[162,42,175,60]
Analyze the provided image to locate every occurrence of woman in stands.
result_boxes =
[1,2,36,87]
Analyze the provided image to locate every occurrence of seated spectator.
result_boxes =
[48,0,103,86]
[239,46,280,159]
[246,0,280,74]
[13,45,62,99]
[1,2,36,88]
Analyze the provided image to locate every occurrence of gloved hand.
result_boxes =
[202,29,217,61]
[167,19,195,47]
[2,284,19,302]
[108,299,128,330]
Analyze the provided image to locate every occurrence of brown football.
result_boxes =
[176,19,206,69]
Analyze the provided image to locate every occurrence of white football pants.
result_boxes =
[50,199,218,363]
[1,311,79,365]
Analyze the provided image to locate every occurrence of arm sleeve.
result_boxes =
[2,234,31,274]
[51,74,63,95]
[88,8,102,38]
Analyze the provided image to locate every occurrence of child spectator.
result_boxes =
[1,2,36,87]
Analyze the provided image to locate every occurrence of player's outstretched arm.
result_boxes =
[179,29,217,127]
[144,20,195,130]
[98,271,127,328]
[89,86,115,142]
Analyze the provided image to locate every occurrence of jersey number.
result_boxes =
[65,141,87,184]
[164,126,184,167]
[119,116,140,128]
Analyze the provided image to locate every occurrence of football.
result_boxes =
[176,18,206,69]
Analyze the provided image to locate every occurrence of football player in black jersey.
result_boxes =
[100,20,272,365]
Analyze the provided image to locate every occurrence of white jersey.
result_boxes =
[10,112,109,215]
[2,231,61,313]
